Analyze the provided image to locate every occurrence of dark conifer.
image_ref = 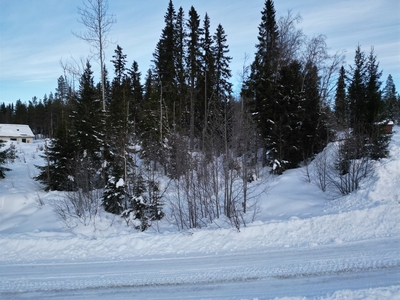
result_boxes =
[335,66,347,128]
[242,0,279,166]
[0,139,10,179]
[186,6,203,149]
[382,74,398,122]
[35,119,77,191]
[153,0,177,128]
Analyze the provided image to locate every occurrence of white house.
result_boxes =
[0,124,35,143]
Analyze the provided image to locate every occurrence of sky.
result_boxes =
[0,0,399,105]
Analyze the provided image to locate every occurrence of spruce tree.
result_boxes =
[186,6,203,149]
[301,62,329,160]
[213,24,233,107]
[346,45,389,160]
[0,139,10,179]
[272,60,304,172]
[200,13,215,140]
[335,66,347,128]
[348,45,367,130]
[73,61,104,158]
[365,48,389,159]
[382,74,398,123]
[153,0,177,129]
[35,119,77,191]
[103,45,131,214]
[174,6,187,131]
[127,61,143,137]
[242,0,279,167]
[71,61,104,191]
[211,23,233,156]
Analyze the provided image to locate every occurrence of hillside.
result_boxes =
[0,127,399,299]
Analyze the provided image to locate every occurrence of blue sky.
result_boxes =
[0,0,399,105]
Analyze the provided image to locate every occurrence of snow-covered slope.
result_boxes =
[1,128,399,299]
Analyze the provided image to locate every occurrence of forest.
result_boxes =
[1,0,399,231]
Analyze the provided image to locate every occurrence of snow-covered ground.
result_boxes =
[1,128,399,299]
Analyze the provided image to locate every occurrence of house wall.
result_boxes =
[0,137,34,143]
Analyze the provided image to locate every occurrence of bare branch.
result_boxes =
[73,0,116,110]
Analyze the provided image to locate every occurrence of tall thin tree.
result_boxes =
[74,0,116,111]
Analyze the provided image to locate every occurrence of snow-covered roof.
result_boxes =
[0,124,34,138]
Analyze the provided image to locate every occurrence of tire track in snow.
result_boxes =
[1,242,399,294]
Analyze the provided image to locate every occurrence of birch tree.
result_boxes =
[74,0,116,111]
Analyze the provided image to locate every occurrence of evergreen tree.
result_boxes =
[0,139,10,179]
[153,0,177,129]
[348,45,367,129]
[103,45,132,214]
[0,103,13,124]
[346,45,389,160]
[55,75,69,104]
[199,13,215,144]
[70,61,105,191]
[140,69,163,165]
[335,66,347,127]
[186,6,204,149]
[35,119,77,191]
[127,60,143,137]
[211,23,233,156]
[213,24,233,104]
[271,60,304,172]
[14,100,28,124]
[365,48,389,159]
[382,74,397,122]
[72,61,104,159]
[301,62,329,160]
[365,48,383,125]
[242,0,279,166]
[174,6,187,131]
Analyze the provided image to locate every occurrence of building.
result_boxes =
[0,124,35,143]
[385,121,394,134]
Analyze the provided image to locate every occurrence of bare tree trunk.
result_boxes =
[74,0,115,110]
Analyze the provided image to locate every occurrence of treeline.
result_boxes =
[0,89,67,138]
[1,0,399,230]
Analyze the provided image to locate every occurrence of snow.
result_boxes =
[116,178,124,188]
[0,123,34,138]
[1,128,400,299]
